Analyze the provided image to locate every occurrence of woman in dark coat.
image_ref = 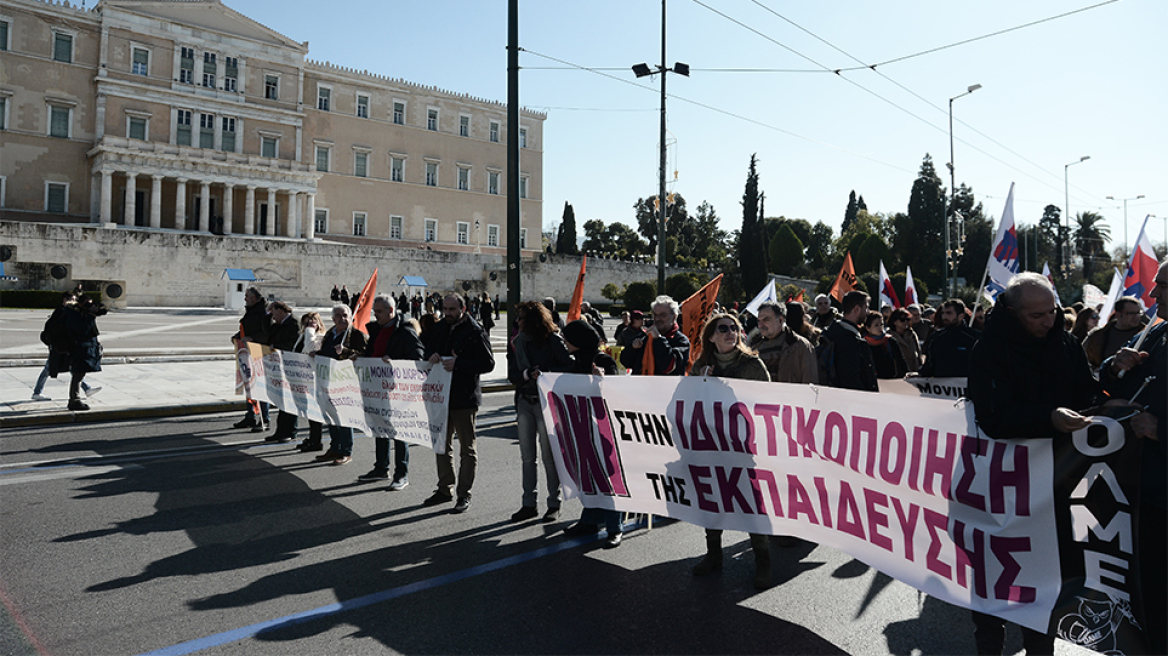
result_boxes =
[479,293,496,336]
[863,311,908,379]
[64,296,104,411]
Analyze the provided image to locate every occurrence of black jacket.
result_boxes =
[619,325,690,375]
[363,319,425,360]
[508,332,572,401]
[968,306,1099,439]
[919,324,980,378]
[319,326,368,361]
[65,306,102,374]
[823,319,878,392]
[423,316,495,410]
[267,316,300,351]
[234,302,270,345]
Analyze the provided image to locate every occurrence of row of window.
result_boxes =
[314,209,525,247]
[312,144,528,197]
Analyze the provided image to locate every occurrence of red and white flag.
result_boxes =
[904,266,918,307]
[878,260,901,309]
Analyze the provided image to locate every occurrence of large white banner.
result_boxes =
[238,344,451,452]
[538,373,1059,632]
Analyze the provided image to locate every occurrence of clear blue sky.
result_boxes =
[232,0,1167,259]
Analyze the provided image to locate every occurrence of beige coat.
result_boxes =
[750,329,818,384]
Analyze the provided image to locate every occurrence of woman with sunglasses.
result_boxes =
[687,313,774,589]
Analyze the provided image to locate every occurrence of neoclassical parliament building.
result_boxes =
[0,0,545,255]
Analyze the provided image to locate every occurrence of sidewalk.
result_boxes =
[1,351,515,429]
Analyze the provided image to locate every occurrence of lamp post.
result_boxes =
[633,0,688,292]
[945,84,980,297]
[1105,194,1144,258]
[1063,155,1090,275]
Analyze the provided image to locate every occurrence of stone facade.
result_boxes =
[1,221,667,308]
[0,0,543,256]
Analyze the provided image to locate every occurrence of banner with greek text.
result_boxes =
[238,344,451,452]
[538,373,1146,654]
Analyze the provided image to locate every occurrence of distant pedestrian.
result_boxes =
[32,291,97,402]
[330,285,340,302]
[339,285,350,306]
[64,295,107,411]
[479,293,495,336]
[494,294,501,320]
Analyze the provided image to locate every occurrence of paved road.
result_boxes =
[1,392,1097,656]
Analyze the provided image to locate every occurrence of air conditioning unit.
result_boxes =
[101,281,128,309]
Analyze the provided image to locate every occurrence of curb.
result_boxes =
[0,401,247,429]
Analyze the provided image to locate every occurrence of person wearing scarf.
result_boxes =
[619,295,689,376]
[862,311,908,379]
[688,313,774,589]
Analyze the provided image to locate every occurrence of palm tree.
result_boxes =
[1073,211,1111,279]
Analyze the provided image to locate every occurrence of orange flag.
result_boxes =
[793,289,805,304]
[566,255,587,322]
[829,252,858,303]
[680,273,723,368]
[351,267,378,333]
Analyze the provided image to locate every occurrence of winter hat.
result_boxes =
[562,320,600,352]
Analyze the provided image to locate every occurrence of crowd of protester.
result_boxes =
[235,257,1165,653]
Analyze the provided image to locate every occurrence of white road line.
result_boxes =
[0,464,142,485]
[0,316,237,354]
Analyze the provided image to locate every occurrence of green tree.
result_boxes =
[691,201,729,267]
[665,271,710,302]
[601,283,624,302]
[738,154,767,295]
[806,221,834,271]
[634,193,690,264]
[903,154,947,290]
[842,190,860,235]
[556,202,579,254]
[854,233,891,278]
[768,223,804,275]
[581,219,610,255]
[623,280,657,312]
[1074,211,1111,280]
[1038,204,1064,273]
[604,222,648,259]
[950,184,992,285]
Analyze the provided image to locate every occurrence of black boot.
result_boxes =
[692,529,723,576]
[751,533,772,589]
[267,412,297,442]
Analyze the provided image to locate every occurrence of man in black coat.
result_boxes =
[232,287,271,431]
[422,294,496,513]
[358,294,426,490]
[266,301,301,442]
[619,296,690,375]
[919,299,980,378]
[821,291,878,392]
[967,273,1099,655]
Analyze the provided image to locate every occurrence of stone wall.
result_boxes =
[0,221,676,308]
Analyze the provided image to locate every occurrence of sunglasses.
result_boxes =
[715,324,738,334]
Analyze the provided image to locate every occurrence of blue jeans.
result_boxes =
[328,425,354,457]
[34,352,89,395]
[516,397,561,509]
[580,507,623,535]
[374,437,409,479]
[244,401,270,423]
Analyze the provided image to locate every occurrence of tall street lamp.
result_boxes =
[633,0,688,292]
[1063,155,1090,275]
[1105,194,1144,257]
[945,83,981,297]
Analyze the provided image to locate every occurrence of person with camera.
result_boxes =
[63,295,107,411]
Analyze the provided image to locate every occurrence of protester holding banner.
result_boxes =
[265,301,300,442]
[507,301,573,524]
[918,299,979,378]
[619,296,690,376]
[357,294,426,490]
[748,301,817,384]
[967,272,1100,656]
[862,311,908,380]
[686,312,774,588]
[1083,297,1146,371]
[293,312,326,453]
[1099,258,1167,653]
[423,294,495,513]
[887,307,922,373]
[232,287,271,432]
[311,305,369,466]
[821,291,878,392]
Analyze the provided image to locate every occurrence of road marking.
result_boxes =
[134,520,638,656]
[0,316,235,354]
[0,464,142,485]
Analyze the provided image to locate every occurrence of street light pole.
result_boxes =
[1106,194,1144,258]
[633,1,688,293]
[1063,155,1090,275]
[945,84,980,297]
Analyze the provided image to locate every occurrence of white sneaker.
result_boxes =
[85,386,103,398]
[31,393,51,401]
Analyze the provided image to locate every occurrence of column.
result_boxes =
[266,188,277,237]
[221,184,233,235]
[287,192,299,238]
[305,193,315,240]
[150,175,162,229]
[199,182,211,232]
[123,172,137,226]
[99,170,113,223]
[175,178,188,230]
[244,186,256,235]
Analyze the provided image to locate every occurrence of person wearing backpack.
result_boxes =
[32,291,99,402]
[820,291,878,392]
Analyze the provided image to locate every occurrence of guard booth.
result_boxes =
[222,269,259,309]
